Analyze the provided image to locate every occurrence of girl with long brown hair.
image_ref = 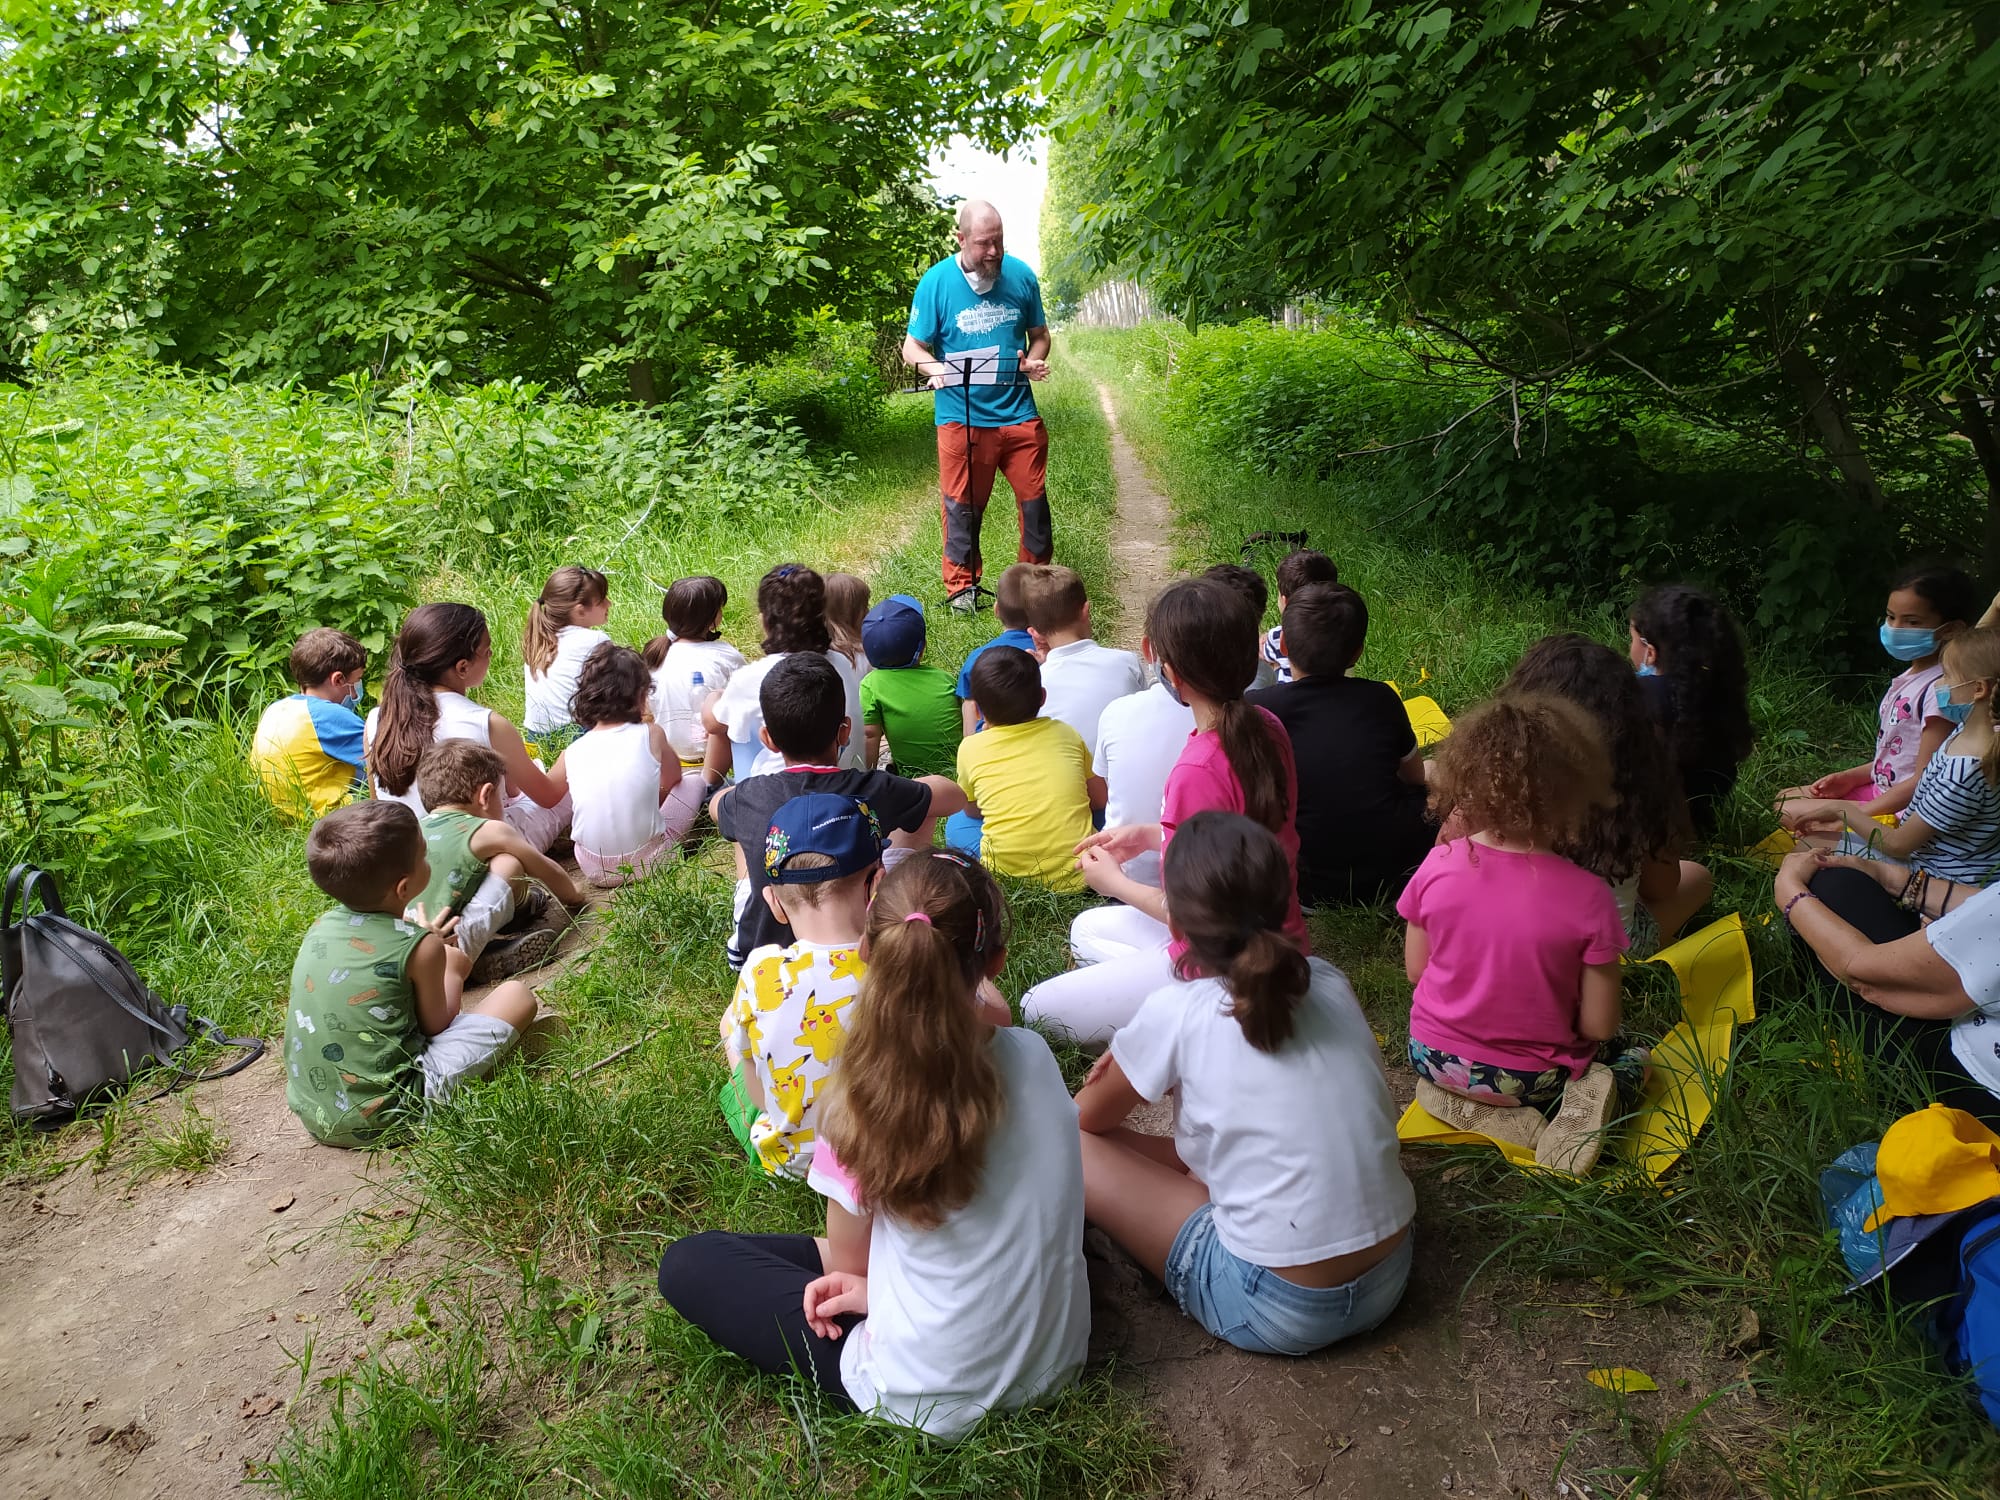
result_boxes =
[1075,811,1414,1355]
[657,851,1089,1438]
[520,565,610,758]
[1022,575,1308,1044]
[364,602,569,851]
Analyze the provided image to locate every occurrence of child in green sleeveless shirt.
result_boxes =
[408,740,584,1007]
[286,800,543,1148]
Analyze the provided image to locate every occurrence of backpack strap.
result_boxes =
[34,920,187,1049]
[3,866,64,930]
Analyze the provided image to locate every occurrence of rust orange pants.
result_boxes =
[937,418,1052,594]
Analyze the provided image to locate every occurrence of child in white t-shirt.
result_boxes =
[645,574,743,787]
[1074,808,1414,1356]
[1092,630,1195,886]
[659,849,1087,1440]
[1019,563,1145,750]
[548,644,702,886]
[521,565,611,759]
[702,563,867,777]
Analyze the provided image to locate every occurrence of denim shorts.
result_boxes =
[1163,1203,1413,1356]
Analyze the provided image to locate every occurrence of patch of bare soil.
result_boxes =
[0,894,597,1500]
[1095,380,1177,647]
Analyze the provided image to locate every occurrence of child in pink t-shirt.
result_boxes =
[1399,694,1645,1176]
[1022,576,1307,1045]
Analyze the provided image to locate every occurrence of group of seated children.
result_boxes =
[269,531,2000,1442]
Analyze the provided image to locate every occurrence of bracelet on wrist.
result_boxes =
[1782,890,1820,924]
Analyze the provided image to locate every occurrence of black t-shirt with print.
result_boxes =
[1246,674,1434,905]
[714,766,934,961]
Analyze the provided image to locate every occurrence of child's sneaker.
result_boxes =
[500,884,551,935]
[1414,1079,1547,1151]
[469,925,559,986]
[1535,1063,1617,1176]
[516,1006,570,1061]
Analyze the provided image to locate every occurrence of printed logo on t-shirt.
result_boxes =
[955,301,1021,338]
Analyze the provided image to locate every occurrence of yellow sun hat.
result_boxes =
[1863,1105,2000,1233]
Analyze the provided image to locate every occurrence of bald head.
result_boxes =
[954,199,1005,280]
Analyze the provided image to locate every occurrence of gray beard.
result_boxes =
[959,258,998,295]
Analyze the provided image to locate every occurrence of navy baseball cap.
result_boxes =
[764,793,884,883]
[861,593,927,669]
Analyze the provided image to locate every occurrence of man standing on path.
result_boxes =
[902,199,1053,614]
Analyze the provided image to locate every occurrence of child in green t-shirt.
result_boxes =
[285,800,543,1149]
[406,739,585,1008]
[858,594,963,777]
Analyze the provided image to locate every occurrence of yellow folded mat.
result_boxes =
[1396,913,1757,1181]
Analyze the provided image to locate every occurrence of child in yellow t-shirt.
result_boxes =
[954,646,1105,892]
[250,628,370,819]
[719,793,881,1178]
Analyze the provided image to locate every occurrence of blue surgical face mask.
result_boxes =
[1636,663,1659,678]
[1160,668,1186,707]
[341,680,364,710]
[1881,624,1938,662]
[1938,682,1981,725]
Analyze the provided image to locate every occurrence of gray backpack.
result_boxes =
[3,865,259,1123]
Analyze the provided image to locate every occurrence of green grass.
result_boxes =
[1065,327,2000,1497]
[230,357,1164,1496]
[125,1098,230,1183]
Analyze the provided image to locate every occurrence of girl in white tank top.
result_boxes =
[549,644,704,886]
[366,603,571,851]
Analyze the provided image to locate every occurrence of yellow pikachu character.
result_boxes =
[751,954,788,1012]
[768,1056,810,1125]
[794,989,853,1065]
[828,947,865,982]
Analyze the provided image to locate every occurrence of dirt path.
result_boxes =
[1094,380,1178,646]
[1082,380,1752,1499]
[0,898,599,1500]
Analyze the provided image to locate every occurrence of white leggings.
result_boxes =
[503,790,572,853]
[1020,904,1178,1047]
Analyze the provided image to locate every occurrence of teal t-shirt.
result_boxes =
[906,253,1046,429]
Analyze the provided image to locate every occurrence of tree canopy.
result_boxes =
[0,0,1032,399]
[1031,0,2000,572]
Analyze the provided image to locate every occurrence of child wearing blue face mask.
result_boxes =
[251,627,370,820]
[1779,563,1982,833]
[1793,628,2000,884]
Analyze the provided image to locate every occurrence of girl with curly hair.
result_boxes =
[1400,693,1647,1175]
[548,644,704,886]
[701,563,867,777]
[1504,634,1711,938]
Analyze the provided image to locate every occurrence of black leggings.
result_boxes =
[657,1231,859,1404]
[1804,868,2000,1128]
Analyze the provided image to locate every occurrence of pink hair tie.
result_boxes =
[903,911,933,926]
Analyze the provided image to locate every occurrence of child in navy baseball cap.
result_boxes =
[718,792,884,1178]
[859,595,963,777]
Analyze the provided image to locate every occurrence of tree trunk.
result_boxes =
[1778,344,1888,510]
[1955,386,2000,586]
[619,255,657,405]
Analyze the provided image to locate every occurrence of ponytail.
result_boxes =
[1213,698,1291,834]
[1163,810,1311,1054]
[373,603,489,798]
[523,566,609,675]
[1149,577,1294,834]
[819,851,1009,1228]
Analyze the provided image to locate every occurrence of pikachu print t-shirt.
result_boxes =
[727,940,866,1177]
[285,907,428,1147]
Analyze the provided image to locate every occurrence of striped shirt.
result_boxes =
[1907,734,2000,885]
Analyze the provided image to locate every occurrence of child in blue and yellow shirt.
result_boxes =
[252,628,369,819]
